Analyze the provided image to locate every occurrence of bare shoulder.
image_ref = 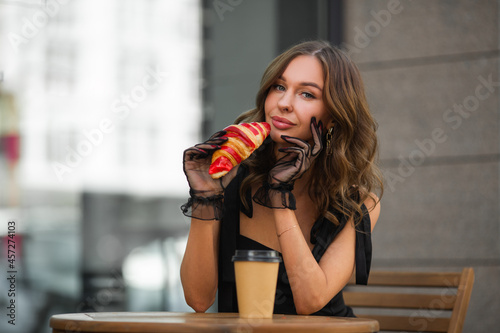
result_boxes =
[363,193,381,231]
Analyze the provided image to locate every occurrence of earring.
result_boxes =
[326,127,334,155]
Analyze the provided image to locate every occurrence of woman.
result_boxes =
[180,40,383,316]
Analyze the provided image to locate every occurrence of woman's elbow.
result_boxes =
[187,300,213,313]
[180,266,217,312]
[184,292,216,313]
[295,306,314,315]
[294,293,326,315]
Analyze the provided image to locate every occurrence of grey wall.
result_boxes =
[204,0,277,136]
[344,0,499,330]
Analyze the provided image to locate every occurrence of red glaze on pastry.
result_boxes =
[209,122,271,179]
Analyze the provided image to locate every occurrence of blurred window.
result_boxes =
[2,0,202,196]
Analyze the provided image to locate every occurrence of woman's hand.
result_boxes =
[269,117,324,185]
[253,117,323,210]
[181,130,237,220]
[183,131,228,196]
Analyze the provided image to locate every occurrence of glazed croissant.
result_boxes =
[209,122,271,179]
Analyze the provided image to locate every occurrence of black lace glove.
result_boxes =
[253,117,324,209]
[181,131,232,220]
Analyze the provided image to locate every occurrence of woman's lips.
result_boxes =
[271,116,295,130]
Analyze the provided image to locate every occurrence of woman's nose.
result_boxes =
[277,91,293,112]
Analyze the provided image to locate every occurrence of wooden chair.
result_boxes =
[343,268,474,333]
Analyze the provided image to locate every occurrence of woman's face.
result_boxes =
[264,55,331,148]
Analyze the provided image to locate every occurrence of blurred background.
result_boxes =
[0,0,498,332]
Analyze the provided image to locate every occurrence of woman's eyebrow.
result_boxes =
[278,76,323,91]
[300,82,323,91]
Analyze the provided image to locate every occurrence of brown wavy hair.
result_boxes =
[234,40,383,226]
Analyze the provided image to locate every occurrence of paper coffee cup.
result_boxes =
[232,250,282,319]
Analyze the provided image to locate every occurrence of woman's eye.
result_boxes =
[274,84,285,91]
[302,92,315,99]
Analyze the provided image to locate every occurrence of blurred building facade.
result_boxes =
[1,1,201,332]
[0,1,498,332]
[2,0,201,194]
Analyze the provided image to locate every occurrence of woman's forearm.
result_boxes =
[180,218,221,312]
[274,209,327,314]
[274,209,354,314]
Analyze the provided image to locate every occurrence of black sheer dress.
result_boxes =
[218,165,372,316]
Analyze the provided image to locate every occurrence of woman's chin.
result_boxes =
[270,132,286,143]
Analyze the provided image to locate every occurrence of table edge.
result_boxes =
[50,312,380,333]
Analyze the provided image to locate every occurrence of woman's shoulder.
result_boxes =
[345,186,381,230]
[362,193,381,231]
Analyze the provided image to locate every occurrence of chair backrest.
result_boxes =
[343,268,474,333]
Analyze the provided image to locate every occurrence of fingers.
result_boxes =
[276,148,302,163]
[220,164,239,189]
[310,117,324,156]
[194,142,222,151]
[279,116,324,156]
[183,147,210,161]
[184,140,223,159]
[186,130,227,155]
[205,137,227,147]
[183,129,228,163]
[279,136,309,172]
[281,135,310,151]
[207,130,227,141]
[276,146,306,172]
[278,146,305,158]
[204,130,228,147]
